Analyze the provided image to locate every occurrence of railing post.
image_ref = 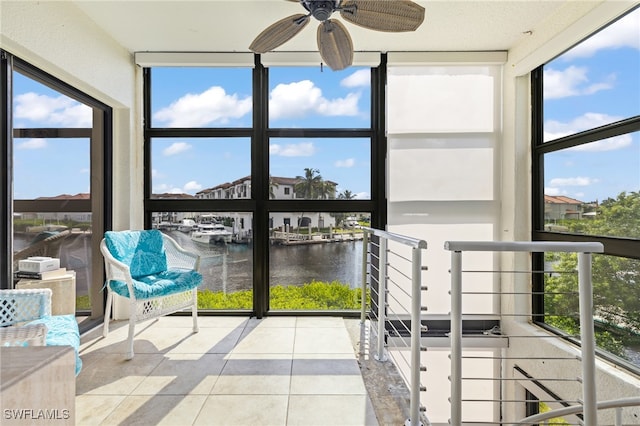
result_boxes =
[408,247,422,426]
[450,250,462,426]
[361,231,370,324]
[578,252,597,426]
[376,237,388,361]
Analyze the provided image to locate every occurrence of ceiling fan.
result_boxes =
[249,0,425,71]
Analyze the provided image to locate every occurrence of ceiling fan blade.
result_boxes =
[317,20,353,71]
[249,14,310,53]
[339,0,425,32]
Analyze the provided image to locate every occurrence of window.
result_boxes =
[144,63,380,315]
[532,7,640,371]
[2,51,111,327]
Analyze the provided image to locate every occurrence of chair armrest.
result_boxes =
[0,323,48,346]
[100,239,138,298]
[0,289,52,326]
[161,234,201,271]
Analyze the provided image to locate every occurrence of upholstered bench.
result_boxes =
[0,288,82,376]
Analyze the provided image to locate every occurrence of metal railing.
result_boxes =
[445,241,604,426]
[516,396,640,426]
[360,227,428,426]
[359,233,640,425]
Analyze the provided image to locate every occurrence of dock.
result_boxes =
[270,230,364,246]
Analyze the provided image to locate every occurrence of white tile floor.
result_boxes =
[77,316,379,425]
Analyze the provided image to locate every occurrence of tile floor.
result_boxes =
[76,316,380,425]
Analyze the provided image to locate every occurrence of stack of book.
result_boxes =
[15,256,67,280]
[15,267,69,280]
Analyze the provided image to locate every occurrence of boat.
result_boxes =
[177,219,197,232]
[191,222,233,244]
[343,217,359,228]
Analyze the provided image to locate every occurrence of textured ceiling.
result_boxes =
[72,1,570,54]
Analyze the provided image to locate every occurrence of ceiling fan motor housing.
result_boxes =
[302,0,340,22]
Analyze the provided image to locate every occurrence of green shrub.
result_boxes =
[197,280,366,310]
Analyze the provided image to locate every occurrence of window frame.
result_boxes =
[143,56,386,317]
[0,50,112,331]
[531,8,640,373]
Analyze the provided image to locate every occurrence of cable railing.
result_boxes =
[360,227,428,426]
[359,233,640,425]
[445,241,604,426]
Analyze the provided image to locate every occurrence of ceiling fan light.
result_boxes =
[302,0,338,21]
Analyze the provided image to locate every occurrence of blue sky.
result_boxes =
[542,9,640,203]
[11,8,639,203]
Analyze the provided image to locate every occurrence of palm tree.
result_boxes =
[338,189,355,200]
[295,168,322,199]
[317,180,336,200]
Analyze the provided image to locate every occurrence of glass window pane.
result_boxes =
[269,138,370,200]
[155,212,253,310]
[543,8,640,141]
[268,67,371,128]
[13,72,93,129]
[13,138,90,199]
[151,138,251,198]
[269,212,368,311]
[151,67,252,128]
[543,131,640,237]
[13,216,93,312]
[545,253,640,370]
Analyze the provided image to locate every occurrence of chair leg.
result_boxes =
[103,290,113,338]
[125,300,136,360]
[192,289,199,333]
[125,317,135,360]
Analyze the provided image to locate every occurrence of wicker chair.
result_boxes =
[0,288,82,375]
[13,230,71,270]
[100,229,202,360]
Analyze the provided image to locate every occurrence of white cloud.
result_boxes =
[562,10,640,59]
[163,142,192,156]
[17,138,47,150]
[14,92,92,127]
[270,142,315,157]
[354,191,369,199]
[543,112,625,142]
[183,181,202,192]
[335,158,355,168]
[269,80,360,120]
[154,86,251,127]
[543,66,615,99]
[549,176,597,187]
[544,187,564,196]
[153,183,172,193]
[341,69,370,88]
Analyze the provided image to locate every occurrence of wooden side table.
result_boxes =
[16,271,76,315]
[1,346,75,425]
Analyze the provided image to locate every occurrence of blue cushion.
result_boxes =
[27,314,82,376]
[108,268,202,300]
[104,230,167,278]
[30,230,58,244]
